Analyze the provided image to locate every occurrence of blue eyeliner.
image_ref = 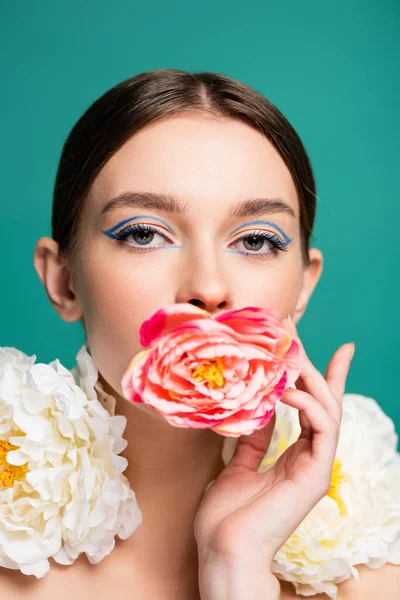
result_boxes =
[102,215,176,238]
[102,216,293,257]
[228,220,292,243]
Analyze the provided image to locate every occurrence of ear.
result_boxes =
[293,247,323,325]
[33,237,83,323]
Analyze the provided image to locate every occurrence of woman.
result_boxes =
[2,69,399,598]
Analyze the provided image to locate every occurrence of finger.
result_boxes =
[297,343,354,410]
[324,343,355,403]
[297,347,352,422]
[281,316,311,432]
[225,412,277,474]
[298,402,313,441]
[285,316,352,421]
[280,388,340,465]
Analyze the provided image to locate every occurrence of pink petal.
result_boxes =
[139,303,210,347]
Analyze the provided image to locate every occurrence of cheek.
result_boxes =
[232,258,302,319]
[77,252,177,394]
[81,250,175,325]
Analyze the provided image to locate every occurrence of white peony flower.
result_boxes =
[222,393,400,598]
[0,345,142,578]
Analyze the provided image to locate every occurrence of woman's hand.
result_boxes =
[194,315,355,573]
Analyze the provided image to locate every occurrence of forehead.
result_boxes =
[89,113,299,218]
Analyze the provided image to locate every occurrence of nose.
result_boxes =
[175,254,233,316]
[188,296,229,314]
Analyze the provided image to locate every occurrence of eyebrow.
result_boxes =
[101,191,296,220]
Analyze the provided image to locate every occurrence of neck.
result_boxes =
[97,374,227,578]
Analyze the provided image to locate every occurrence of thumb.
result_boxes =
[224,411,277,475]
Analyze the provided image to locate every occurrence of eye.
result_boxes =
[107,223,173,251]
[229,230,289,259]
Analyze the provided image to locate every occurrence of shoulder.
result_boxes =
[335,563,400,599]
[0,565,50,600]
[279,563,400,599]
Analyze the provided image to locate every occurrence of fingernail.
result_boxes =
[348,342,355,361]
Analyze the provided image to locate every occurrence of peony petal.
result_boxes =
[121,304,305,438]
[139,303,210,347]
[20,559,51,578]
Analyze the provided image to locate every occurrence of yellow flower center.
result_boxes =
[0,439,28,488]
[191,357,226,389]
[327,458,349,517]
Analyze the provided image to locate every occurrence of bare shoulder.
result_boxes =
[278,563,400,600]
[0,550,189,600]
[334,563,400,600]
[0,554,119,600]
[0,566,50,600]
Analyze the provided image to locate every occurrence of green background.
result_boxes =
[1,1,399,445]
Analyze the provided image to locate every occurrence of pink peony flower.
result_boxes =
[121,304,304,437]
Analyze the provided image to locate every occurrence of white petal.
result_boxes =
[20,559,50,578]
[6,448,29,466]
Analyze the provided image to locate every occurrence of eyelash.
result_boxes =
[109,223,289,259]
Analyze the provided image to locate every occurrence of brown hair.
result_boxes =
[52,68,316,270]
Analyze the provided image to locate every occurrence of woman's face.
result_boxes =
[66,113,321,397]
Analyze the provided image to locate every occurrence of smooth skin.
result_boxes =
[23,112,398,599]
